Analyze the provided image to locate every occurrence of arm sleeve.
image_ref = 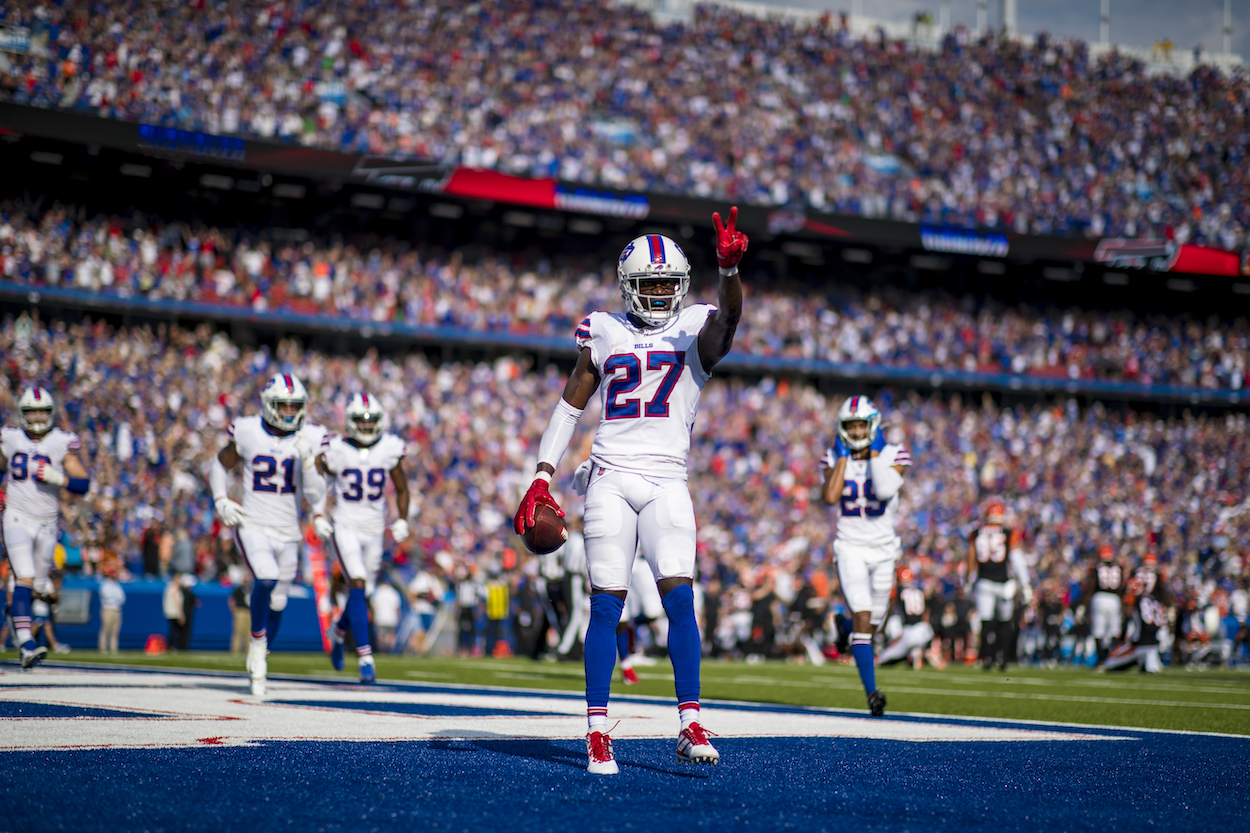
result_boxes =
[869,454,905,501]
[302,467,327,515]
[210,456,230,503]
[1009,548,1031,590]
[537,398,584,472]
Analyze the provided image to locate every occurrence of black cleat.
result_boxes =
[868,690,887,717]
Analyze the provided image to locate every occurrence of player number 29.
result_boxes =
[840,479,887,517]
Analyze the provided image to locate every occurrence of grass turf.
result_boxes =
[56,651,1250,736]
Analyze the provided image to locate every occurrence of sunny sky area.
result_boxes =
[749,1,1247,59]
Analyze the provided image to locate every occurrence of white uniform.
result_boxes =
[228,416,328,588]
[1,426,79,585]
[324,433,405,595]
[830,444,911,625]
[576,305,713,590]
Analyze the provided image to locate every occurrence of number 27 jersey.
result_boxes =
[830,444,911,548]
[576,304,714,480]
[325,434,406,535]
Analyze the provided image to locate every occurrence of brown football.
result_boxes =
[521,504,568,555]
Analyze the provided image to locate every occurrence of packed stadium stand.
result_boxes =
[2,0,1249,244]
[0,0,1245,668]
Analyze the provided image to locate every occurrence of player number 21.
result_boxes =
[604,351,686,420]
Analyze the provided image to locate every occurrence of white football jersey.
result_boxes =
[829,444,911,548]
[324,433,406,535]
[0,426,80,524]
[576,304,714,479]
[227,415,328,541]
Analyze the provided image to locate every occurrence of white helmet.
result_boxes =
[836,395,881,451]
[617,233,690,327]
[344,392,384,445]
[260,373,308,431]
[17,387,55,435]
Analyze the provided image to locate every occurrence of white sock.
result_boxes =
[679,704,700,729]
[588,709,608,733]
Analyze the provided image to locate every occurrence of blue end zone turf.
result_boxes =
[2,734,1247,832]
[0,702,168,719]
[275,700,552,717]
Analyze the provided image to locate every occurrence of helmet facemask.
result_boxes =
[621,274,689,327]
[346,412,383,444]
[19,406,54,435]
[837,415,879,451]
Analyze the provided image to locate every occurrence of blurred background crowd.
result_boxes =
[2,201,1248,389]
[2,0,1249,247]
[1,312,1245,666]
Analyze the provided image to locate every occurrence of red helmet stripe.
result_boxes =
[283,374,294,391]
[646,234,665,264]
[33,389,40,401]
[362,393,370,409]
[850,396,859,412]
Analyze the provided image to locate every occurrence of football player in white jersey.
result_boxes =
[314,392,410,683]
[514,208,748,775]
[0,387,91,669]
[210,373,329,696]
[820,396,912,717]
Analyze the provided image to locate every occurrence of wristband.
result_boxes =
[534,471,553,484]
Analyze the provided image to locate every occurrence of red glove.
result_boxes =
[713,205,748,270]
[513,478,565,534]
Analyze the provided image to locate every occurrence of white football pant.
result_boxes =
[235,526,299,612]
[877,621,936,665]
[3,512,56,590]
[582,469,696,591]
[330,524,384,596]
[975,578,1018,623]
[834,539,900,627]
[1090,592,1123,644]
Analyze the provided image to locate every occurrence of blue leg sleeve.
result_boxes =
[266,608,285,646]
[347,587,371,651]
[616,628,630,661]
[249,580,276,635]
[661,584,701,706]
[851,633,877,695]
[585,594,625,709]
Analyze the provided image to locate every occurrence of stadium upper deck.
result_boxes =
[1,0,1248,248]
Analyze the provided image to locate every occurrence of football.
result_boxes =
[521,504,568,555]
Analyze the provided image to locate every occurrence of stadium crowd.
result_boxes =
[3,1,1249,247]
[1,314,1246,665]
[2,202,1248,389]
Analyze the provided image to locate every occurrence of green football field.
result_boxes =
[62,651,1250,736]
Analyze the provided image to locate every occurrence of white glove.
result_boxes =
[293,433,319,470]
[34,461,67,486]
[820,448,836,470]
[1022,585,1035,605]
[571,460,593,496]
[215,497,244,527]
[313,514,333,540]
[389,518,410,542]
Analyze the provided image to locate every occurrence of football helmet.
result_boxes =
[985,498,1006,524]
[1098,544,1115,561]
[17,387,55,435]
[897,566,915,585]
[260,373,308,431]
[617,233,690,327]
[344,392,384,445]
[836,395,881,451]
